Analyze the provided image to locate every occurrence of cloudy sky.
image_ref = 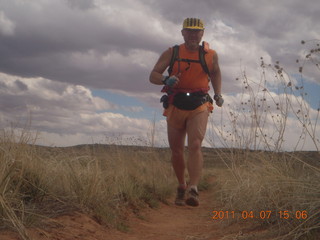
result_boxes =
[0,0,319,150]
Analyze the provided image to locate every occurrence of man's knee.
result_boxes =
[171,148,184,159]
[188,139,202,152]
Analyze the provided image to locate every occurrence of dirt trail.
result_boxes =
[0,188,253,240]
[121,189,223,240]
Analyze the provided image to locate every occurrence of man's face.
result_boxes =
[181,29,204,49]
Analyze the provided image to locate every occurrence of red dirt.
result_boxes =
[0,188,269,240]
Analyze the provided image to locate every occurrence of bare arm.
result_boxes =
[209,52,222,95]
[149,48,172,85]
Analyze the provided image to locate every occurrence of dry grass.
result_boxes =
[208,40,320,239]
[0,128,176,239]
[212,150,320,240]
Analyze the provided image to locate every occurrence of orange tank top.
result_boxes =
[169,43,215,91]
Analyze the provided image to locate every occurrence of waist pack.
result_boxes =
[173,91,212,110]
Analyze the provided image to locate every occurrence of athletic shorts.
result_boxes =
[163,102,213,129]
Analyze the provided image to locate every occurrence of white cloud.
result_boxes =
[0,72,157,146]
[0,11,15,36]
[206,85,320,151]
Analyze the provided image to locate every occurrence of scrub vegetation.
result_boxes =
[0,128,177,240]
[209,40,320,240]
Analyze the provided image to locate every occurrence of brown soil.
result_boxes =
[0,183,270,240]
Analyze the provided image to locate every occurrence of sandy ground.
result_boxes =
[0,183,269,240]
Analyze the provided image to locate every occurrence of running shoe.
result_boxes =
[175,187,186,206]
[185,188,199,207]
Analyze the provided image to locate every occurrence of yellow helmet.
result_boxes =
[182,18,205,30]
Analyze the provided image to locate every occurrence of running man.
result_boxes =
[149,18,223,206]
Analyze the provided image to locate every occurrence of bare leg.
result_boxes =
[167,124,187,186]
[186,110,209,187]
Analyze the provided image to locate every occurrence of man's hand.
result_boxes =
[163,74,180,87]
[214,94,224,107]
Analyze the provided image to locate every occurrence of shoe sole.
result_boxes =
[185,197,199,207]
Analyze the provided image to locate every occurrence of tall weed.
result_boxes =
[209,41,320,239]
